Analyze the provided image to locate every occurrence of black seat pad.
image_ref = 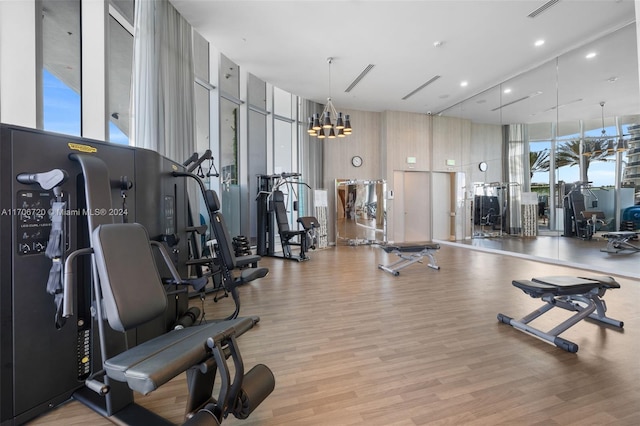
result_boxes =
[104,317,254,395]
[602,231,638,239]
[513,275,620,297]
[381,241,440,253]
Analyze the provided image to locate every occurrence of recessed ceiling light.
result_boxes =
[586,52,597,59]
[433,41,444,48]
[534,39,545,47]
[460,81,468,87]
[503,88,512,94]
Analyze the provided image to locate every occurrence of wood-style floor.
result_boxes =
[28,244,640,425]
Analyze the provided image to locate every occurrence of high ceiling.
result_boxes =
[171,0,639,125]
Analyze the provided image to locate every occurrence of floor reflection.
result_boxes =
[441,233,638,279]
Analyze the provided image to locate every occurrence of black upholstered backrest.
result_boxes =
[571,194,586,216]
[206,189,236,269]
[204,189,221,213]
[272,190,290,233]
[92,223,167,332]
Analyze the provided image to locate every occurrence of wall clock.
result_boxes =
[351,156,363,167]
[479,161,488,172]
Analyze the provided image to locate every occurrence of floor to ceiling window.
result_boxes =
[41,0,81,136]
[247,73,268,244]
[219,54,241,237]
[107,9,133,144]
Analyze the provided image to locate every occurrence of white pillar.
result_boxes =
[81,0,108,140]
[0,0,39,127]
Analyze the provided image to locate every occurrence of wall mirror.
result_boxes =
[335,179,386,245]
[439,21,639,273]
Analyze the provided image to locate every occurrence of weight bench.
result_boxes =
[377,242,440,276]
[64,223,274,425]
[600,231,640,253]
[498,275,623,353]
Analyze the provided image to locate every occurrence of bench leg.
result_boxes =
[378,250,440,276]
[498,299,592,353]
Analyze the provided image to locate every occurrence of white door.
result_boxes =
[432,172,451,240]
[403,171,430,241]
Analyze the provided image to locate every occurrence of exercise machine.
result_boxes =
[377,242,440,276]
[0,124,272,425]
[63,222,274,425]
[600,231,640,253]
[173,166,267,319]
[256,173,318,261]
[497,275,623,353]
[562,181,606,240]
[271,190,318,261]
[203,188,269,319]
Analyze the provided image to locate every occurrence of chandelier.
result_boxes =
[307,57,352,139]
[583,101,628,157]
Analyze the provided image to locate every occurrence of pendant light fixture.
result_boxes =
[583,102,610,156]
[307,57,352,139]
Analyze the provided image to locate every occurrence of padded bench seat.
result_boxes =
[600,231,640,253]
[380,241,440,253]
[498,275,623,352]
[378,242,440,275]
[513,275,620,297]
[105,317,255,395]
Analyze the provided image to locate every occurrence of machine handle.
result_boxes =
[16,169,68,190]
[63,247,94,318]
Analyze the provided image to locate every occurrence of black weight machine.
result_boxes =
[256,173,319,261]
[562,181,606,240]
[0,125,273,426]
[173,154,268,321]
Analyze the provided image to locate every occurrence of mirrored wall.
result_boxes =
[336,179,386,245]
[440,22,639,269]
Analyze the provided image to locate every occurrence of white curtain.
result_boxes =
[131,0,195,163]
[503,124,527,234]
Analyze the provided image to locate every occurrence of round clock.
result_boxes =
[351,156,363,167]
[478,161,488,172]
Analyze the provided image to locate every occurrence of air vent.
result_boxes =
[345,64,375,93]
[527,0,560,18]
[491,91,542,111]
[491,96,530,111]
[402,75,441,100]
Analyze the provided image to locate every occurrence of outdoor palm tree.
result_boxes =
[530,149,550,178]
[555,139,611,182]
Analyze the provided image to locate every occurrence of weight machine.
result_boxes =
[562,181,605,240]
[0,124,272,425]
[256,173,319,261]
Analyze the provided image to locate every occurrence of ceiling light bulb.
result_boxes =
[433,41,443,47]
[503,88,512,94]
[460,81,468,87]
[586,52,597,59]
[534,39,545,47]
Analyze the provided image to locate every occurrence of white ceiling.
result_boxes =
[171,0,639,125]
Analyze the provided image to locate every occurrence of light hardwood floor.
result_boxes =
[28,244,640,425]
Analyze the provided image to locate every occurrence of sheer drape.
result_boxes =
[503,124,527,234]
[131,0,194,163]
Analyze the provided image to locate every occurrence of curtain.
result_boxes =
[131,0,195,163]
[503,124,528,234]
